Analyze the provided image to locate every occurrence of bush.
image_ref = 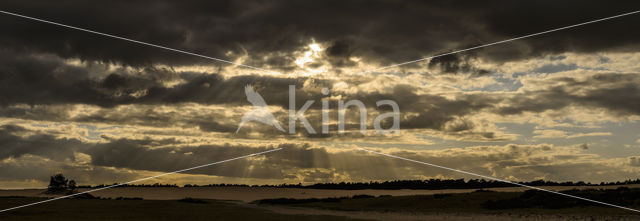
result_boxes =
[46,174,78,194]
[70,193,99,199]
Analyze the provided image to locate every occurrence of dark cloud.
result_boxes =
[0,1,638,142]
[0,49,497,134]
[0,0,638,69]
[1,1,639,121]
[87,138,294,179]
[0,124,84,161]
[325,40,352,58]
[480,1,640,61]
[2,52,639,138]
[2,125,639,183]
[0,49,309,107]
[0,124,294,179]
[0,154,141,187]
[325,39,357,67]
[428,53,491,77]
[0,124,453,181]
[495,73,640,116]
[3,1,640,187]
[578,143,589,150]
[0,124,453,180]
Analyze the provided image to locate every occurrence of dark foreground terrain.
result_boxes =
[2,187,640,220]
[254,188,640,220]
[0,196,368,221]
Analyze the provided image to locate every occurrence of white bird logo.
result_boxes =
[235,85,286,133]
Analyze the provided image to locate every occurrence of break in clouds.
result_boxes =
[1,0,640,188]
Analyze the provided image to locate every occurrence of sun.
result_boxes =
[293,42,328,76]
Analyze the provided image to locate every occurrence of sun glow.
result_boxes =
[293,42,328,76]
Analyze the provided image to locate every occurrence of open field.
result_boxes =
[3,184,640,202]
[0,197,370,221]
[252,188,640,220]
[2,186,640,220]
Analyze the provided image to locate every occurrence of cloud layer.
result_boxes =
[1,0,640,188]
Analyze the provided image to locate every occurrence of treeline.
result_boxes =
[81,179,640,190]
[78,183,179,188]
[256,194,376,205]
[183,179,640,190]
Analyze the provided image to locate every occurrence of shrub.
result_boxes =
[46,174,68,193]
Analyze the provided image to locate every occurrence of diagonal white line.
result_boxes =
[0,10,280,74]
[362,10,640,74]
[358,147,640,213]
[0,148,282,213]
[2,6,640,214]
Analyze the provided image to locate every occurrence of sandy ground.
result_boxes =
[3,185,640,220]
[244,204,640,221]
[2,184,640,202]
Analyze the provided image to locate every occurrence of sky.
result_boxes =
[1,0,640,189]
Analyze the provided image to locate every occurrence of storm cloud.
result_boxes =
[0,0,639,69]
[1,0,640,187]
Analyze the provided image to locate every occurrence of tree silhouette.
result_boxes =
[47,173,69,193]
[68,179,77,192]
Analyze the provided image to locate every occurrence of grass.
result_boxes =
[4,188,640,220]
[254,188,640,217]
[0,197,370,221]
